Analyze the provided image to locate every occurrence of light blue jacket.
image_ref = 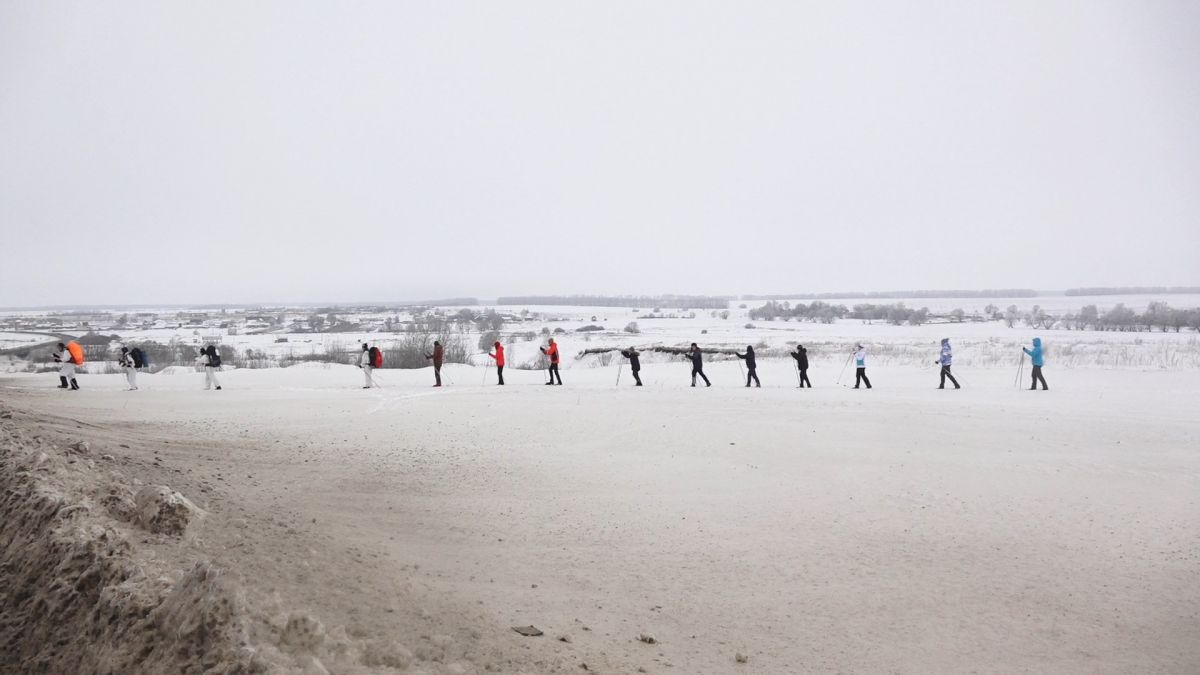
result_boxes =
[1023,338,1044,367]
[939,341,952,366]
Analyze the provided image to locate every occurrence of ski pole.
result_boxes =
[1013,352,1023,389]
[483,360,490,386]
[836,352,853,385]
[736,358,745,383]
[616,362,623,386]
[793,360,801,387]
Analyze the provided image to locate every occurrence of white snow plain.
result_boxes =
[2,343,1197,672]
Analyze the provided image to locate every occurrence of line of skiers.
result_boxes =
[51,338,1051,392]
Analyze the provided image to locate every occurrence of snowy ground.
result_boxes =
[2,356,1197,673]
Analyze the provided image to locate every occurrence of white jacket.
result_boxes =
[854,348,867,366]
[359,349,371,367]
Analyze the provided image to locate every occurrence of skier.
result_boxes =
[52,343,71,389]
[684,343,711,387]
[119,347,139,391]
[425,340,444,387]
[541,338,562,385]
[358,343,376,389]
[201,345,222,391]
[58,341,81,390]
[853,344,872,389]
[792,345,811,388]
[1022,337,1049,390]
[935,338,960,389]
[620,347,643,386]
[735,345,760,387]
[488,341,505,385]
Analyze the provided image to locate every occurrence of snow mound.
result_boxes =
[134,484,205,535]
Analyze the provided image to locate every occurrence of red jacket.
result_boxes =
[489,345,505,367]
[544,342,559,363]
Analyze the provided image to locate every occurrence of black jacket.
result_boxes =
[686,349,704,368]
[736,349,757,369]
[792,348,808,369]
[621,350,641,371]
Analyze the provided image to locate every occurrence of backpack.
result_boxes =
[208,348,222,368]
[66,341,85,365]
[130,347,146,369]
[369,346,382,368]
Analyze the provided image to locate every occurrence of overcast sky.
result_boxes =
[2,1,1198,306]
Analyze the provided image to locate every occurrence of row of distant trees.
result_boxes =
[750,301,944,325]
[748,300,1200,332]
[496,295,731,309]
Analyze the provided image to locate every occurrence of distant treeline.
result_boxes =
[1064,287,1200,297]
[741,289,1037,300]
[749,301,949,326]
[496,295,732,309]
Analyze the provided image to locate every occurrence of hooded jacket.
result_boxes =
[431,343,444,367]
[854,347,867,368]
[542,341,560,364]
[792,347,808,370]
[1023,338,1044,367]
[621,349,641,371]
[735,347,757,369]
[939,340,953,367]
[686,348,704,368]
[489,344,505,367]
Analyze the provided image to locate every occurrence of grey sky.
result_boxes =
[2,1,1198,306]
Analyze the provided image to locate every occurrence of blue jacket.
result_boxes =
[939,341,952,366]
[1023,338,1044,367]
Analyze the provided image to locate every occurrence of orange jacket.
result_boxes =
[489,345,505,367]
[544,342,559,363]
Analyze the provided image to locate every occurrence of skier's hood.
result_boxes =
[941,338,949,345]
[1032,337,1042,348]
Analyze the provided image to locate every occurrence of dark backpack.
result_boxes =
[369,347,382,368]
[130,347,146,369]
[208,348,222,368]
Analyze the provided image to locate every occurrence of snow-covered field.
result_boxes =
[2,350,1197,672]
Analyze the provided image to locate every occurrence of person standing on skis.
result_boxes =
[853,344,872,389]
[119,347,139,391]
[425,340,444,387]
[735,345,760,387]
[358,342,376,389]
[488,341,505,385]
[684,343,711,387]
[53,343,67,389]
[202,345,223,390]
[792,345,811,388]
[1023,337,1049,390]
[935,338,960,389]
[620,347,643,386]
[541,337,562,385]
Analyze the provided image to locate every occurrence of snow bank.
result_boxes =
[0,403,434,674]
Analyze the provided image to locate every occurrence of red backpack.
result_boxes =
[369,347,383,368]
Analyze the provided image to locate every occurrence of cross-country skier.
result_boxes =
[620,347,643,386]
[56,342,81,390]
[684,343,711,387]
[935,338,960,389]
[52,343,70,389]
[541,338,562,385]
[735,345,761,387]
[1022,337,1049,390]
[202,345,223,390]
[358,343,376,389]
[119,347,139,391]
[488,341,505,385]
[792,345,811,388]
[425,340,444,387]
[853,344,872,389]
